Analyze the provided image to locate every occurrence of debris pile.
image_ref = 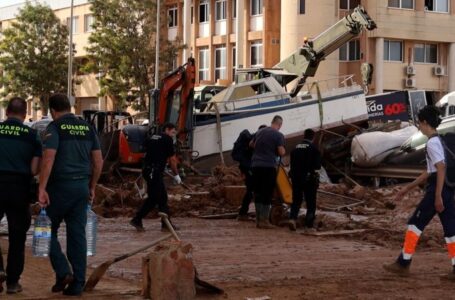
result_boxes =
[92,166,244,218]
[312,183,445,249]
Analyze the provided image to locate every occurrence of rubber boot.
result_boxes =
[257,205,274,229]
[254,203,262,226]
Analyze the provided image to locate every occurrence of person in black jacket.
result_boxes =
[234,125,267,221]
[0,97,42,294]
[130,123,182,232]
[289,129,321,231]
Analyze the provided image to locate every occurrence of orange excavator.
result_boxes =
[117,57,196,165]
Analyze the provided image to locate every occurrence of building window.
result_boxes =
[340,0,361,10]
[384,40,403,62]
[84,14,94,32]
[251,0,263,16]
[168,6,178,28]
[425,0,449,12]
[414,43,438,64]
[250,41,263,67]
[232,0,237,18]
[339,40,360,61]
[299,0,305,14]
[199,47,209,81]
[215,0,227,21]
[66,16,78,34]
[215,46,227,81]
[388,0,414,9]
[232,46,236,81]
[199,0,209,23]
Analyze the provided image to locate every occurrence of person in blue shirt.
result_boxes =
[38,94,103,296]
[250,116,286,229]
[0,97,42,294]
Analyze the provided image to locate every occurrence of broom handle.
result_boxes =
[113,234,172,263]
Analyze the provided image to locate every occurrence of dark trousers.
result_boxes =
[290,177,319,227]
[397,179,455,266]
[239,166,254,216]
[47,180,89,289]
[252,167,277,205]
[0,181,31,284]
[134,172,169,221]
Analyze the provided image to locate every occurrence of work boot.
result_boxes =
[257,205,274,229]
[288,219,297,231]
[130,218,145,232]
[161,220,180,232]
[0,270,5,293]
[52,274,74,293]
[6,282,23,294]
[383,261,410,276]
[63,283,83,296]
[237,214,250,222]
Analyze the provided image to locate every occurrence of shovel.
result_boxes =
[84,233,172,292]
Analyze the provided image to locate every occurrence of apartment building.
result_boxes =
[281,0,455,100]
[168,0,454,100]
[165,0,280,85]
[362,0,455,101]
[1,0,454,120]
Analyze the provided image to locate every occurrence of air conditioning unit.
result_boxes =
[405,65,416,76]
[434,65,445,76]
[405,78,416,88]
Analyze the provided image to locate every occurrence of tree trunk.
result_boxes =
[40,94,50,116]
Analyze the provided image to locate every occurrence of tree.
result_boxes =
[0,2,69,115]
[85,0,185,111]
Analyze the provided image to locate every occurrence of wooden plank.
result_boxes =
[301,229,368,236]
[199,213,238,219]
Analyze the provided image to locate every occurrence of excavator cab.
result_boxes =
[83,110,146,167]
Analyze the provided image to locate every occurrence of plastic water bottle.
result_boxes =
[32,209,52,257]
[86,204,98,256]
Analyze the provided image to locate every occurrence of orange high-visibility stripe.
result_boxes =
[447,243,455,258]
[403,230,420,255]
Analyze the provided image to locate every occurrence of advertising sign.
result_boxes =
[366,91,409,122]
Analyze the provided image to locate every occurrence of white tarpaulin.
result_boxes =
[351,125,418,167]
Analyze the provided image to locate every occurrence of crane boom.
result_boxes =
[275,6,376,97]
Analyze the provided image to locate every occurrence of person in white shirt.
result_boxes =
[384,106,455,280]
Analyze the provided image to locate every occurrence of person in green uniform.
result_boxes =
[38,94,103,296]
[0,97,42,294]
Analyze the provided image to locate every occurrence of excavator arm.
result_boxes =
[155,57,196,130]
[275,5,376,97]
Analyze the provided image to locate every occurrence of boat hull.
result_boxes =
[192,89,367,160]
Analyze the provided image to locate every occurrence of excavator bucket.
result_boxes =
[276,165,293,205]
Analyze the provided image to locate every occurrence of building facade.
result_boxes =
[164,0,281,85]
[167,0,455,100]
[1,0,455,120]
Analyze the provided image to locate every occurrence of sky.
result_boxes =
[1,0,24,8]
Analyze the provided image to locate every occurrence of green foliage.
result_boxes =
[85,0,185,111]
[0,2,68,115]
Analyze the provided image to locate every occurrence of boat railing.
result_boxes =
[302,74,360,97]
[206,92,291,112]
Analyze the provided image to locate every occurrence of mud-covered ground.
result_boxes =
[3,167,454,299]
[4,214,455,300]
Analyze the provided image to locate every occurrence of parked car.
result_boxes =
[385,115,455,166]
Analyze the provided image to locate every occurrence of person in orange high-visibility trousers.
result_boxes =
[384,106,455,279]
